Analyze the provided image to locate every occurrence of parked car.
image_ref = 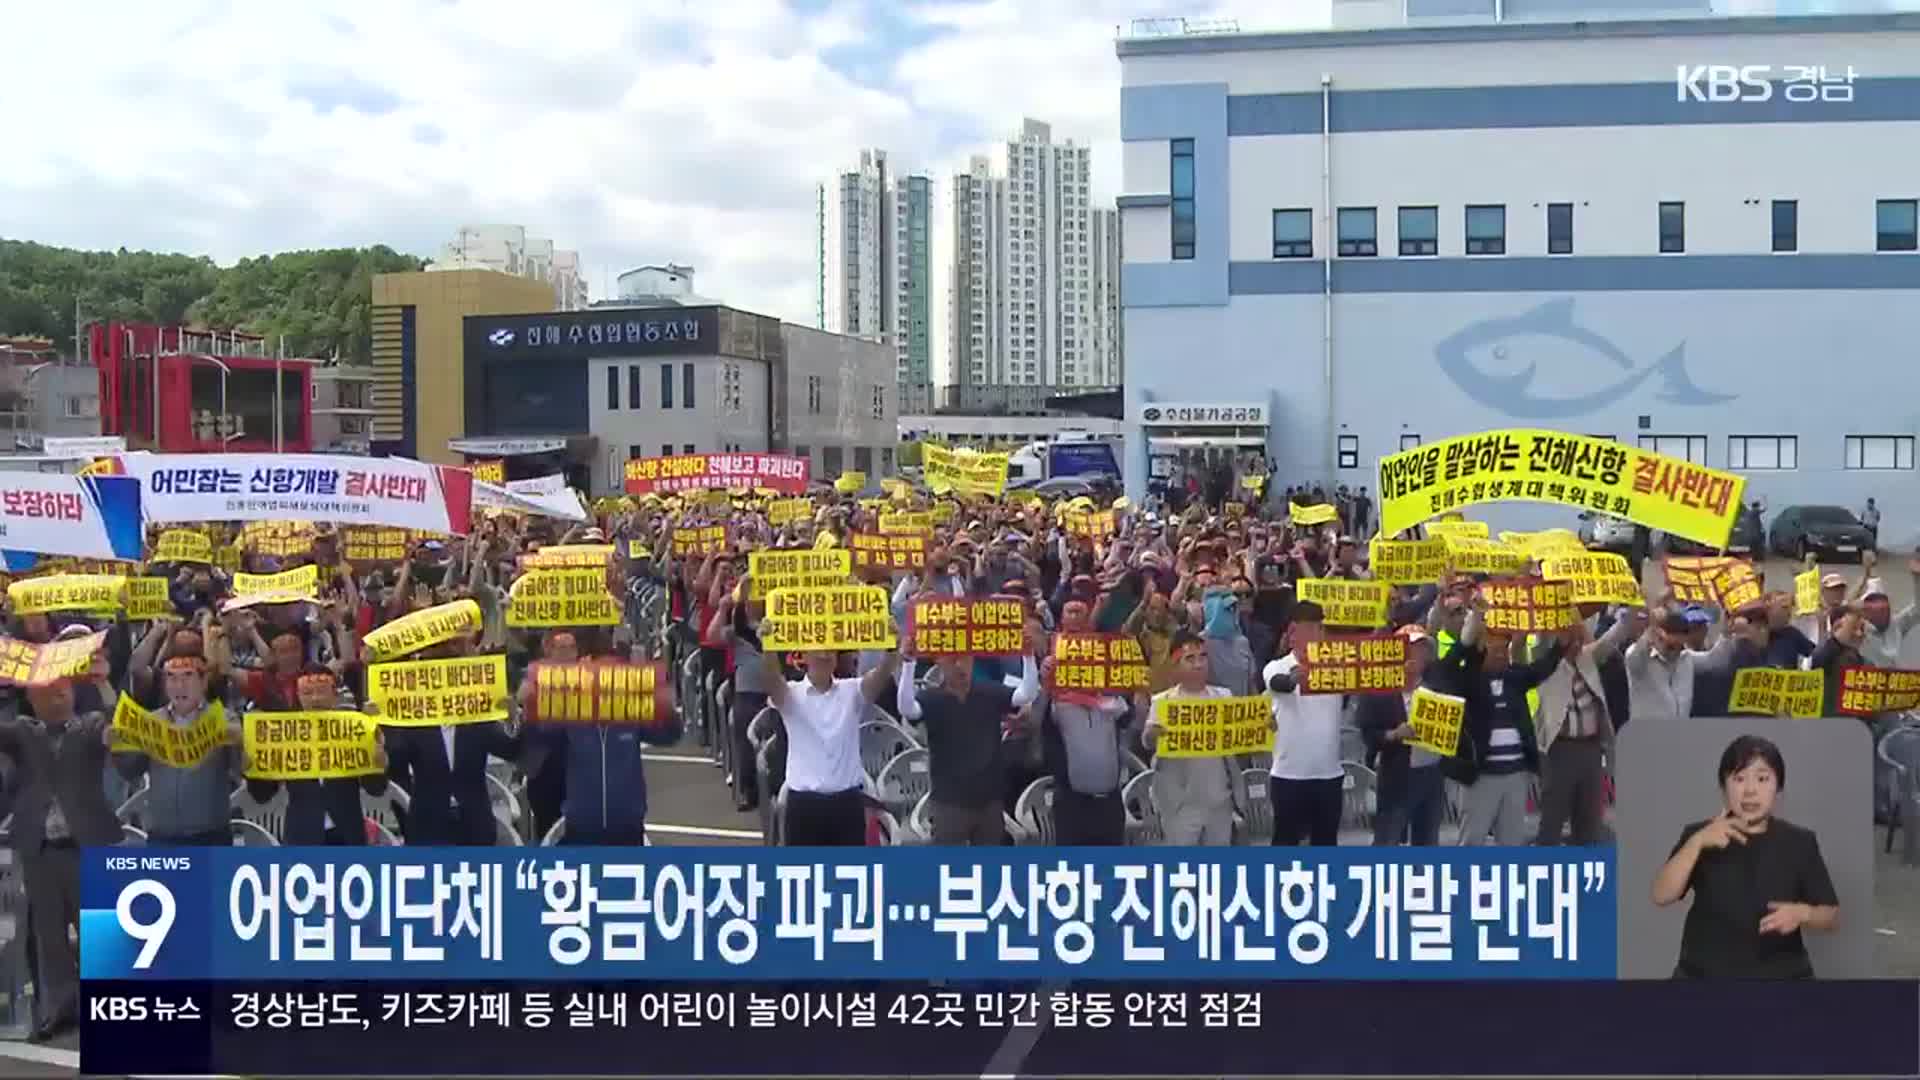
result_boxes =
[1663,504,1767,557]
[1769,505,1876,561]
[1577,513,1637,552]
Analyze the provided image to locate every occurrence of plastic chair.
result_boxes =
[859,720,918,782]
[0,850,27,1039]
[1877,724,1920,864]
[1120,749,1149,781]
[703,670,724,759]
[115,787,148,829]
[867,808,900,846]
[366,820,402,846]
[680,653,706,746]
[1338,723,1367,764]
[120,824,148,846]
[904,793,933,844]
[1121,769,1161,846]
[874,748,932,817]
[485,772,526,841]
[229,819,279,847]
[361,783,409,839]
[714,677,735,779]
[230,786,289,842]
[1339,761,1377,831]
[493,809,524,847]
[1238,767,1273,846]
[541,819,566,847]
[1012,776,1056,846]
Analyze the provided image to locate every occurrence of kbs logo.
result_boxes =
[1675,65,1774,102]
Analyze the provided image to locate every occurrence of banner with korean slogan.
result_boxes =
[1047,633,1150,695]
[879,511,933,535]
[238,520,316,556]
[1407,687,1466,757]
[506,568,620,627]
[1664,555,1737,605]
[110,695,228,769]
[1153,695,1273,758]
[907,596,1026,657]
[920,443,1009,497]
[341,526,409,565]
[470,460,506,485]
[1298,634,1409,696]
[122,577,176,621]
[670,525,730,557]
[0,473,144,560]
[524,661,673,728]
[1368,538,1448,586]
[363,599,483,662]
[228,565,319,608]
[242,711,383,781]
[623,452,810,496]
[124,453,475,535]
[0,630,107,688]
[1540,552,1645,607]
[848,530,927,571]
[1795,568,1822,617]
[1707,560,1762,612]
[766,497,813,527]
[1425,519,1489,540]
[151,529,212,564]
[1063,509,1118,541]
[1835,666,1920,717]
[749,549,851,599]
[1502,529,1585,558]
[833,472,866,495]
[1377,430,1745,549]
[761,586,896,651]
[516,544,616,571]
[1729,669,1825,719]
[1296,579,1390,628]
[367,655,510,726]
[8,574,125,614]
[1290,503,1338,527]
[1443,536,1529,576]
[1480,578,1578,634]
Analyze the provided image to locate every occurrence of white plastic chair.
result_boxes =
[229,819,279,847]
[1339,761,1378,830]
[904,793,933,845]
[361,783,409,840]
[493,809,524,847]
[115,788,148,828]
[859,720,919,782]
[869,808,901,846]
[485,771,526,840]
[1120,749,1149,781]
[366,820,402,846]
[541,818,566,847]
[1121,769,1161,846]
[1237,767,1273,846]
[874,748,932,817]
[120,824,148,846]
[1012,776,1056,846]
[230,786,289,842]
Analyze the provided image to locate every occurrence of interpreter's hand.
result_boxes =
[1758,901,1811,936]
[1691,811,1752,852]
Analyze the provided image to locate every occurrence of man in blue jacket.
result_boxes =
[523,641,684,846]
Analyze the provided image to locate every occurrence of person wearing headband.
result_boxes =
[240,666,388,846]
[1141,629,1247,846]
[112,654,242,846]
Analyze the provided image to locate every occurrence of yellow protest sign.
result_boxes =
[921,443,1009,497]
[1502,529,1585,558]
[471,459,506,485]
[229,564,320,607]
[1426,519,1490,540]
[0,631,106,687]
[834,472,867,494]
[518,544,616,571]
[879,511,933,534]
[367,655,510,726]
[1152,695,1273,758]
[1240,474,1265,491]
[527,661,673,727]
[749,549,851,598]
[110,695,228,769]
[1539,551,1643,605]
[1290,503,1339,527]
[1664,556,1737,605]
[1794,569,1821,617]
[762,585,896,651]
[152,529,213,564]
[931,500,957,524]
[122,577,177,621]
[342,527,410,564]
[1707,561,1763,612]
[240,521,318,557]
[506,569,620,627]
[1296,579,1390,628]
[1378,430,1745,548]
[768,498,813,527]
[1443,536,1528,575]
[1407,687,1465,757]
[213,543,243,575]
[1729,669,1824,718]
[8,574,125,614]
[671,525,730,556]
[364,599,483,661]
[1368,538,1448,586]
[1063,509,1117,541]
[243,710,383,780]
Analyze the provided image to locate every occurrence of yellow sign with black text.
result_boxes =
[1729,668,1825,719]
[243,710,382,780]
[748,549,852,598]
[1296,579,1390,628]
[1368,539,1448,586]
[1407,688,1465,757]
[111,695,228,769]
[761,585,896,651]
[9,574,125,614]
[506,569,621,627]
[1152,695,1273,758]
[364,599,483,661]
[367,655,510,726]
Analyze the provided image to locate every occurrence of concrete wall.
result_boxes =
[587,355,767,494]
[781,324,897,482]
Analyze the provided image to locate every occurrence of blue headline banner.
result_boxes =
[81,848,1617,981]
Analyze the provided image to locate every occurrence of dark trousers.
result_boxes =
[1270,776,1343,846]
[567,824,647,846]
[22,845,79,1024]
[783,788,867,846]
[1373,764,1445,846]
[732,691,769,808]
[152,828,230,846]
[931,799,1005,846]
[697,646,728,745]
[1052,788,1124,846]
[1536,737,1608,845]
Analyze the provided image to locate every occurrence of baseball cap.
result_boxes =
[1681,606,1714,626]
[1821,572,1847,589]
[1862,578,1889,600]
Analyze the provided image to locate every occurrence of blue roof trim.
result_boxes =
[1227,78,1920,135]
[1116,11,1920,56]
[1219,254,1920,297]
[1117,194,1173,209]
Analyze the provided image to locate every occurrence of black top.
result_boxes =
[1672,816,1837,979]
[914,680,1015,809]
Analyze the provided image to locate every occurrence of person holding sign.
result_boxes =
[242,666,390,846]
[1141,630,1249,846]
[1039,600,1136,846]
[757,615,902,847]
[1354,625,1445,847]
[895,618,1040,846]
[1531,608,1642,846]
[111,655,242,845]
[1261,602,1349,846]
[1445,605,1559,846]
[378,634,526,846]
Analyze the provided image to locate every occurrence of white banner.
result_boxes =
[474,476,587,522]
[0,473,145,559]
[122,453,474,535]
[43,435,127,459]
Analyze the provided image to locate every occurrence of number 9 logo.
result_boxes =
[115,879,176,971]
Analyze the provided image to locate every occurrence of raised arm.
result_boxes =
[861,650,902,705]
[895,656,923,721]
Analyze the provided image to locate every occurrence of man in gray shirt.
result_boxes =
[114,655,241,844]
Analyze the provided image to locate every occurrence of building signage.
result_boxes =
[1137,403,1267,426]
[1674,64,1856,104]
[447,437,568,457]
[43,436,126,459]
[465,308,719,362]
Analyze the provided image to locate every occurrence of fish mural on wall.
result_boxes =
[1434,298,1737,419]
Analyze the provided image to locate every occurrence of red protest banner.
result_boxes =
[523,661,674,727]
[1298,634,1408,696]
[0,631,107,688]
[624,453,809,495]
[907,596,1026,657]
[1478,577,1578,634]
[1835,665,1920,717]
[1048,632,1149,695]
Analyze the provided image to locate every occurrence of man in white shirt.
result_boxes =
[1624,609,1735,724]
[1261,601,1349,845]
[761,639,900,846]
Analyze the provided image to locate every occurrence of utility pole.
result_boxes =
[275,335,285,453]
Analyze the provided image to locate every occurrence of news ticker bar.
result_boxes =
[83,979,1918,1077]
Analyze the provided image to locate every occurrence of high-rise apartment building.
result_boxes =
[945,119,1121,415]
[816,150,934,414]
[431,225,589,310]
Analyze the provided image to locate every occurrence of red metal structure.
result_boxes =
[90,323,315,453]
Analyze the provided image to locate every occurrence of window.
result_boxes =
[1727,435,1797,470]
[1397,206,1437,256]
[661,443,674,457]
[1844,435,1916,470]
[682,363,695,409]
[1637,434,1706,463]
[854,447,873,473]
[1271,209,1312,258]
[63,395,99,419]
[629,444,643,460]
[807,375,822,414]
[684,443,696,455]
[1465,205,1505,255]
[822,445,844,476]
[1772,200,1798,253]
[1547,203,1574,255]
[1170,138,1195,260]
[881,447,894,474]
[1399,433,1422,450]
[1659,202,1686,253]
[793,444,811,465]
[1876,199,1918,252]
[871,385,885,420]
[338,416,367,435]
[628,364,642,409]
[1336,208,1377,256]
[605,366,619,411]
[659,363,674,409]
[1337,434,1359,469]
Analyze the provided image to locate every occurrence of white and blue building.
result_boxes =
[1117,6,1920,543]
